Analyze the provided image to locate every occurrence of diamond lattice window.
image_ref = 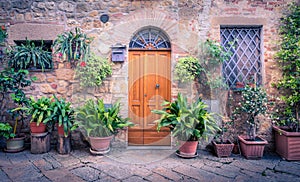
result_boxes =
[221,26,262,88]
[129,28,170,49]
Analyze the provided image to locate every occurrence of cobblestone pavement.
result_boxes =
[1,147,300,182]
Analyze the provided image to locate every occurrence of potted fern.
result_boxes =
[53,27,93,68]
[7,39,52,71]
[152,93,220,158]
[75,99,133,154]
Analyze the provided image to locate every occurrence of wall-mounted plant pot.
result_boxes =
[273,125,300,161]
[30,122,46,133]
[212,140,234,158]
[238,135,267,159]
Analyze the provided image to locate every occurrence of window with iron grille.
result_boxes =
[220,26,262,89]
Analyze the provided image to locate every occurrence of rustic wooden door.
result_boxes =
[128,50,171,146]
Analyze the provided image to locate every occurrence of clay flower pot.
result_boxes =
[178,140,198,156]
[5,136,25,152]
[212,140,234,158]
[238,135,267,159]
[30,122,46,133]
[273,125,300,160]
[89,135,114,154]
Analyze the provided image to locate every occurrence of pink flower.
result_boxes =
[80,61,86,67]
[58,52,63,57]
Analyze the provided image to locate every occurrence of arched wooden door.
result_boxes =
[128,50,171,146]
[128,27,171,146]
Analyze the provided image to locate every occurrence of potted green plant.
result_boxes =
[75,99,134,154]
[7,39,52,71]
[272,3,300,160]
[75,52,112,88]
[50,95,75,154]
[0,25,7,46]
[212,117,234,157]
[152,93,220,158]
[53,27,93,68]
[26,96,54,133]
[0,68,32,152]
[51,95,75,137]
[236,85,268,159]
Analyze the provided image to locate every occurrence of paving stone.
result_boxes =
[203,160,223,168]
[202,165,238,178]
[191,160,205,168]
[2,162,43,181]
[0,154,12,167]
[6,152,29,165]
[0,169,11,182]
[43,169,85,182]
[144,173,170,182]
[172,164,228,181]
[231,160,267,173]
[122,175,144,182]
[274,160,300,177]
[129,165,152,178]
[153,167,183,181]
[234,174,269,182]
[43,156,62,169]
[264,169,300,182]
[34,159,55,171]
[71,166,101,181]
[79,155,104,164]
[53,154,81,168]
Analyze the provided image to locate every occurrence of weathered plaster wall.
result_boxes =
[0,0,296,149]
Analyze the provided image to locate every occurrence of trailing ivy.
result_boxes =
[275,3,300,130]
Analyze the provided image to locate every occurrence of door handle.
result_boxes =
[144,94,147,97]
[155,84,160,89]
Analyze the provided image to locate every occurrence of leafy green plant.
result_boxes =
[53,27,93,67]
[275,3,300,131]
[75,52,112,87]
[235,86,268,140]
[175,56,203,83]
[26,96,54,126]
[75,99,134,137]
[175,40,230,88]
[7,40,52,71]
[51,95,75,137]
[0,123,15,139]
[0,68,32,136]
[152,93,220,141]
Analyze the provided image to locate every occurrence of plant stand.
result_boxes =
[238,135,267,159]
[212,140,234,158]
[57,134,71,154]
[273,125,300,160]
[31,132,50,154]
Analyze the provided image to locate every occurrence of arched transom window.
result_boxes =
[129,28,171,49]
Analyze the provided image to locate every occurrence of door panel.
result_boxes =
[128,51,171,146]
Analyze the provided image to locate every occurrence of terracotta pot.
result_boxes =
[238,135,267,159]
[30,122,46,133]
[236,82,245,89]
[212,140,234,158]
[56,123,69,136]
[273,125,300,160]
[179,140,198,156]
[6,136,25,152]
[89,135,114,152]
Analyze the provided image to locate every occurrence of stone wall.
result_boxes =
[0,0,296,149]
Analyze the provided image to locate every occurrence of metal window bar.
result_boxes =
[220,27,262,89]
